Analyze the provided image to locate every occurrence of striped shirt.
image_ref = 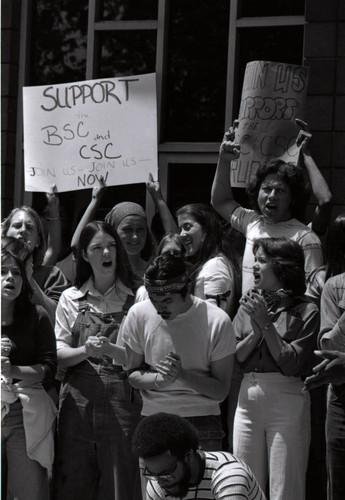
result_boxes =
[146,451,266,499]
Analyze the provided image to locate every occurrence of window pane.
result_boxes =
[233,25,304,116]
[30,0,88,85]
[98,183,147,220]
[100,0,158,20]
[238,0,305,17]
[98,31,156,78]
[167,163,251,211]
[167,163,216,211]
[165,1,230,142]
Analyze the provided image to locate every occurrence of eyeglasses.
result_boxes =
[143,459,180,481]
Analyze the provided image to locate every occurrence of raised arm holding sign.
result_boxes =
[230,60,309,187]
[211,61,324,294]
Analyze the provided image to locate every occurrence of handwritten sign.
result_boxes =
[23,74,158,192]
[231,61,309,187]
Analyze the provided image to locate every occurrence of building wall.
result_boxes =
[305,0,345,218]
[1,0,21,217]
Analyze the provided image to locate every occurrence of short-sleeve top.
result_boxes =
[230,206,323,293]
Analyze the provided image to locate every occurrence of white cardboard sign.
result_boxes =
[23,73,158,192]
[231,61,309,187]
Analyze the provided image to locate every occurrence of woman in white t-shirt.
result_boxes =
[176,203,241,319]
[211,122,326,294]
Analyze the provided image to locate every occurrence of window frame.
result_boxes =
[14,0,305,216]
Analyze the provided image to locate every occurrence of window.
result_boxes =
[164,0,230,142]
[98,30,156,78]
[19,0,306,225]
[238,0,305,18]
[30,0,88,85]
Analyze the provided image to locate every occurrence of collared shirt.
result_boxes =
[55,277,133,349]
[234,296,320,377]
[319,272,345,351]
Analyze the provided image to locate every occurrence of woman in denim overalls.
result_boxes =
[54,221,142,500]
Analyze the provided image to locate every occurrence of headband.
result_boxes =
[105,202,146,229]
[144,273,189,293]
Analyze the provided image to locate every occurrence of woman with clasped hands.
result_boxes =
[54,221,141,500]
[232,237,319,500]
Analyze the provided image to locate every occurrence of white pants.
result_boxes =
[233,372,310,500]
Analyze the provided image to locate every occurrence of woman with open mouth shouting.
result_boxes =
[211,120,326,295]
[233,237,319,500]
[1,240,57,500]
[2,204,68,324]
[54,221,141,500]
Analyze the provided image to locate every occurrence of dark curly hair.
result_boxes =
[253,237,306,296]
[246,160,310,220]
[75,221,138,291]
[145,254,190,298]
[132,413,199,459]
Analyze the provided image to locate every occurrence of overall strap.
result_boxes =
[77,295,91,313]
[122,294,135,315]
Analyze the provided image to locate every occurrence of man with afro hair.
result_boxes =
[132,412,266,499]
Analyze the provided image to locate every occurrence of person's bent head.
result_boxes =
[105,201,153,261]
[253,237,306,295]
[158,233,185,257]
[2,206,46,267]
[132,413,199,497]
[247,160,310,222]
[144,254,191,320]
[75,220,136,290]
[1,236,32,263]
[133,412,199,459]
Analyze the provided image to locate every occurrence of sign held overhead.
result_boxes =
[23,73,158,193]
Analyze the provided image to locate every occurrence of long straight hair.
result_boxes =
[75,221,138,291]
[324,212,345,280]
[176,203,240,293]
[1,246,33,315]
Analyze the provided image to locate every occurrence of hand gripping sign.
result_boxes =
[23,73,158,193]
[230,61,309,187]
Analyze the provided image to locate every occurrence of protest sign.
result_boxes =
[230,61,309,187]
[23,73,158,192]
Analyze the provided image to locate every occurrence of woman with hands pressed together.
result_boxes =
[233,237,319,500]
[54,221,141,500]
